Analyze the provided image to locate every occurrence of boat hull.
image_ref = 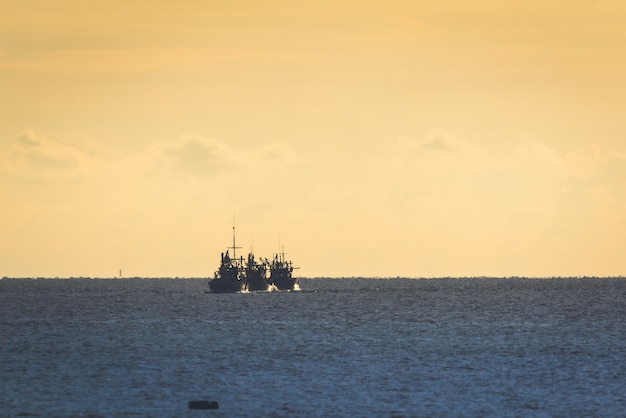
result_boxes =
[270,268,297,291]
[272,277,297,290]
[247,275,270,291]
[208,278,246,293]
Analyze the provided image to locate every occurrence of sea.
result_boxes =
[1,277,624,417]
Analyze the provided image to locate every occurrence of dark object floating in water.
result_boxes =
[208,225,298,293]
[188,400,219,410]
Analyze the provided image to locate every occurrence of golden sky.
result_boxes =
[1,0,625,277]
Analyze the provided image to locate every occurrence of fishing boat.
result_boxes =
[208,225,298,293]
[208,227,246,293]
[245,253,270,291]
[269,249,298,291]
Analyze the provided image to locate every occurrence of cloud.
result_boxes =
[370,129,626,258]
[398,128,489,159]
[3,127,624,277]
[1,131,298,184]
[260,142,299,166]
[332,128,626,276]
[149,135,237,177]
[147,134,298,180]
[567,145,626,183]
[563,145,626,214]
[370,129,571,227]
[1,130,91,178]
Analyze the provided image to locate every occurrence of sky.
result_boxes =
[1,0,625,278]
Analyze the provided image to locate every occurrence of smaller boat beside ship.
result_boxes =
[208,226,298,293]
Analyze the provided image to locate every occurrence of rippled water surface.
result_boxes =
[1,277,625,417]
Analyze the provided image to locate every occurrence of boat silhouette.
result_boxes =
[208,226,297,293]
[269,250,297,290]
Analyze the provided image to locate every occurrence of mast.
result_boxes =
[229,224,241,261]
[278,228,283,263]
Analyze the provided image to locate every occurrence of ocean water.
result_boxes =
[1,277,624,417]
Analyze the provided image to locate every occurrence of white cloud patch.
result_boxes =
[1,131,298,182]
[147,134,298,180]
[149,135,237,178]
[562,145,626,218]
[382,129,568,213]
[355,128,576,271]
[260,142,299,166]
[1,130,94,178]
[566,145,626,189]
[348,128,626,276]
[392,129,490,173]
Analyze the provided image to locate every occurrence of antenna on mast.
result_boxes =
[232,224,236,260]
[278,227,282,262]
[277,227,288,263]
[229,212,241,260]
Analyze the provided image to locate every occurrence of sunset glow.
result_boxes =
[2,1,625,277]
